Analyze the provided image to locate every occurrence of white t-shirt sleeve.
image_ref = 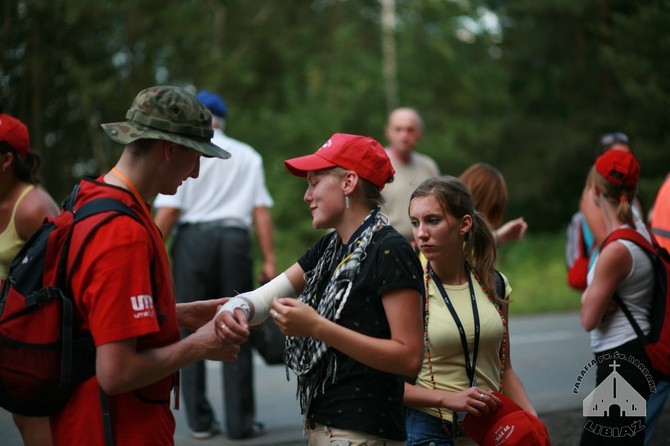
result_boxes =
[153,190,184,210]
[251,157,274,208]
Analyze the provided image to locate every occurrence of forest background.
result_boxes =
[3,0,669,313]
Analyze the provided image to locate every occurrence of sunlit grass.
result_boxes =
[498,232,582,315]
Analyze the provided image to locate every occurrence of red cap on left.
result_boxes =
[0,114,30,156]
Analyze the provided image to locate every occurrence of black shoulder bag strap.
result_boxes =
[495,270,506,302]
[60,193,142,446]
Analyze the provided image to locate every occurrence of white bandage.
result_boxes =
[215,273,297,326]
[215,296,251,320]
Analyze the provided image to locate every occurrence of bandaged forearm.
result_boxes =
[215,272,297,325]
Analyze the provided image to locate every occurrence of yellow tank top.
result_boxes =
[0,185,35,279]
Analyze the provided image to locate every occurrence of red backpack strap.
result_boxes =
[602,227,655,255]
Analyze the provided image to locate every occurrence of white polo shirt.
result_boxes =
[153,129,273,230]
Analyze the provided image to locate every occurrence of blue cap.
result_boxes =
[196,90,228,119]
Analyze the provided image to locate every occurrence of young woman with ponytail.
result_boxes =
[580,149,654,446]
[403,176,536,446]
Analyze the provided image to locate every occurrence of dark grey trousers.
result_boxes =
[172,223,258,439]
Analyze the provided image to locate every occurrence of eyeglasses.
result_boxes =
[600,132,630,148]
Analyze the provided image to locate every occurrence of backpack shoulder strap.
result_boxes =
[73,198,140,223]
[62,197,141,446]
[495,270,507,301]
[60,184,80,212]
[61,198,142,285]
[604,228,659,343]
[494,270,509,369]
[603,227,655,255]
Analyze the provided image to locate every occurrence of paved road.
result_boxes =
[506,310,594,413]
[2,311,666,445]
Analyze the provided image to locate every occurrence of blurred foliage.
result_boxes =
[2,0,669,261]
[497,232,581,315]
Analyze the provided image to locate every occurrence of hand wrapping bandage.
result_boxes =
[215,272,297,325]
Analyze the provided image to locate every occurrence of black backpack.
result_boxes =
[0,184,139,422]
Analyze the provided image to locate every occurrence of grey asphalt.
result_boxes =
[2,311,669,445]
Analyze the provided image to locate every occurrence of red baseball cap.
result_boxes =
[595,149,639,189]
[463,392,550,446]
[0,114,30,157]
[284,133,395,190]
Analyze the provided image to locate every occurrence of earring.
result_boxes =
[344,195,350,209]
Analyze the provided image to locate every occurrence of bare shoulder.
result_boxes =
[15,186,59,239]
[595,239,632,280]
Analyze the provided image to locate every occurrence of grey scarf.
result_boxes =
[284,208,388,414]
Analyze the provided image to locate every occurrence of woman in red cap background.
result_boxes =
[580,149,654,445]
[215,133,424,445]
[0,113,59,445]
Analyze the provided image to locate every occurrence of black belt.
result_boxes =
[182,218,248,231]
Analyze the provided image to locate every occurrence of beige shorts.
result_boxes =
[307,422,406,446]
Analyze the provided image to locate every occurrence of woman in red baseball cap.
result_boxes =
[580,149,654,445]
[0,113,59,445]
[215,133,424,444]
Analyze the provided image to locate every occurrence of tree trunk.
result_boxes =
[381,0,398,112]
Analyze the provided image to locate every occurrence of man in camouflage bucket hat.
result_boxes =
[49,86,249,445]
[102,85,230,159]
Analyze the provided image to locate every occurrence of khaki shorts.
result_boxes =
[307,422,406,446]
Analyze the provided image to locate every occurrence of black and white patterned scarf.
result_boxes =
[284,208,388,415]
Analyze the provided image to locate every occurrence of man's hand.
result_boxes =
[191,317,244,361]
[215,307,251,344]
[258,261,276,286]
[177,298,228,331]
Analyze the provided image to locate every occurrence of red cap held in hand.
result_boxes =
[463,392,550,446]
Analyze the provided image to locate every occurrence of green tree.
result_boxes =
[497,0,670,227]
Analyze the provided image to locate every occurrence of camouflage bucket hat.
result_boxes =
[101,86,231,159]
